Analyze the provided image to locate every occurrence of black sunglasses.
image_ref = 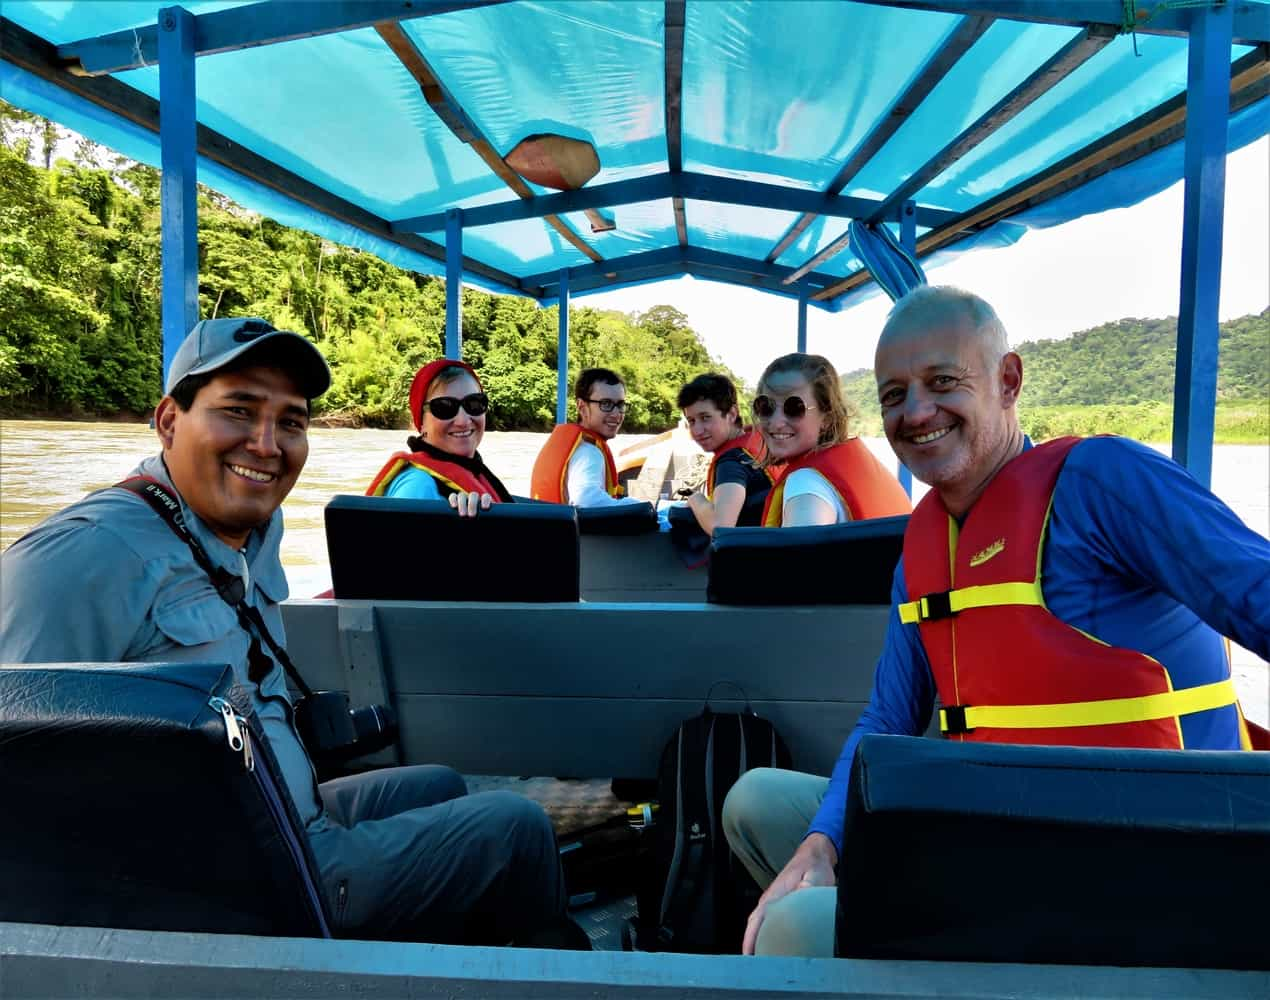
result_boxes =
[585,398,627,414]
[752,394,817,421]
[426,392,489,420]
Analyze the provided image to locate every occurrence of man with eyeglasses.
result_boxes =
[1,317,569,947]
[531,367,643,507]
[722,285,1270,958]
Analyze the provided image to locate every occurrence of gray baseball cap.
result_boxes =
[165,317,331,398]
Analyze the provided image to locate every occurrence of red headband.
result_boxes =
[409,358,480,431]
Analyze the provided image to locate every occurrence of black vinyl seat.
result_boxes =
[836,734,1270,969]
[576,500,658,536]
[0,662,329,937]
[325,495,580,601]
[707,514,908,605]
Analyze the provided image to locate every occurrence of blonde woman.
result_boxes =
[753,353,910,526]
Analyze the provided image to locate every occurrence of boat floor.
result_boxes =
[462,774,644,951]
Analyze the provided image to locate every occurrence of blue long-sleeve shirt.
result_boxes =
[809,436,1270,854]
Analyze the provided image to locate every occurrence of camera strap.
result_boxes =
[114,477,314,697]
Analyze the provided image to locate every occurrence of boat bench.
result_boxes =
[839,735,1270,970]
[708,515,908,605]
[326,495,705,603]
[0,661,330,937]
[281,598,895,778]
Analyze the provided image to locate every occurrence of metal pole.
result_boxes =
[556,269,570,425]
[896,199,918,498]
[796,284,808,353]
[445,208,463,358]
[158,6,198,389]
[1171,4,1232,488]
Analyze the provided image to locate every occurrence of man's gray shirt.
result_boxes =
[0,454,325,831]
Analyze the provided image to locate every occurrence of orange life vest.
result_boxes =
[366,451,503,499]
[706,428,772,498]
[530,424,622,503]
[761,438,911,526]
[899,437,1242,748]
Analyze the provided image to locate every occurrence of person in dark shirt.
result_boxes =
[678,373,774,533]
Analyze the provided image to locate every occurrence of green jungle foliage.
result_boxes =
[0,109,727,431]
[841,310,1269,443]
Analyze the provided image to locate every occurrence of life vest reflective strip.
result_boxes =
[900,437,1241,748]
[761,438,911,526]
[705,428,771,499]
[529,424,622,502]
[365,453,500,499]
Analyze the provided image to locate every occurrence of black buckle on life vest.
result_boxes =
[920,590,955,621]
[941,705,974,735]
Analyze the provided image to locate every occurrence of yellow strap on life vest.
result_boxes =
[939,679,1238,733]
[898,581,1044,624]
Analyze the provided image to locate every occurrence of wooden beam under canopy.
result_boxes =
[665,0,687,247]
[788,24,1116,288]
[814,45,1270,303]
[375,22,604,264]
[0,16,528,295]
[764,13,993,265]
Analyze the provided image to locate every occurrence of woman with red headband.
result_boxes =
[365,359,513,517]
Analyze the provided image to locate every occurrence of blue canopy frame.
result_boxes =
[1,0,1266,485]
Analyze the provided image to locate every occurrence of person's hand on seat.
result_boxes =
[449,491,493,517]
[742,832,837,955]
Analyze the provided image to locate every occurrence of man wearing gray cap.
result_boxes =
[1,317,566,945]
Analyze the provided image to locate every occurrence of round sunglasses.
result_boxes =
[752,394,818,421]
[425,392,489,420]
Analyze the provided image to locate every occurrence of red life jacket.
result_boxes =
[706,428,772,499]
[366,451,503,499]
[530,424,622,503]
[761,438,911,526]
[899,437,1242,748]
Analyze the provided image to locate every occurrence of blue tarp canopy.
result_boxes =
[1,0,1267,310]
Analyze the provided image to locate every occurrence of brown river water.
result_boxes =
[2,420,1266,724]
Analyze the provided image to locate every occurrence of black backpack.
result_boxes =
[628,688,792,953]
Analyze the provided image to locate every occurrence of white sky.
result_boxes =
[583,140,1270,382]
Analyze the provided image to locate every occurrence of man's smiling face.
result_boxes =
[155,366,309,549]
[875,316,1018,504]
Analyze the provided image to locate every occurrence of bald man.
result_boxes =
[722,285,1270,957]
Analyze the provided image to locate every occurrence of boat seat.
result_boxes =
[577,501,658,536]
[0,661,330,938]
[325,495,580,601]
[836,735,1270,970]
[707,514,908,605]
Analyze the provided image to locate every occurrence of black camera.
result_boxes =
[294,690,398,765]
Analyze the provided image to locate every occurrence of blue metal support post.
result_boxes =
[556,269,570,425]
[896,200,918,497]
[1171,3,1232,488]
[158,6,199,388]
[445,208,463,358]
[796,285,808,353]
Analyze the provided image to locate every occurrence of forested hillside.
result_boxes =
[841,310,1269,442]
[0,105,728,431]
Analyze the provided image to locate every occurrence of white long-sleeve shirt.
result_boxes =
[565,440,644,507]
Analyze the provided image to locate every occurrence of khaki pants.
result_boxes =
[722,767,837,957]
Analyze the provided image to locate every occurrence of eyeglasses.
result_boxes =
[426,392,489,420]
[584,398,627,414]
[752,395,818,421]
